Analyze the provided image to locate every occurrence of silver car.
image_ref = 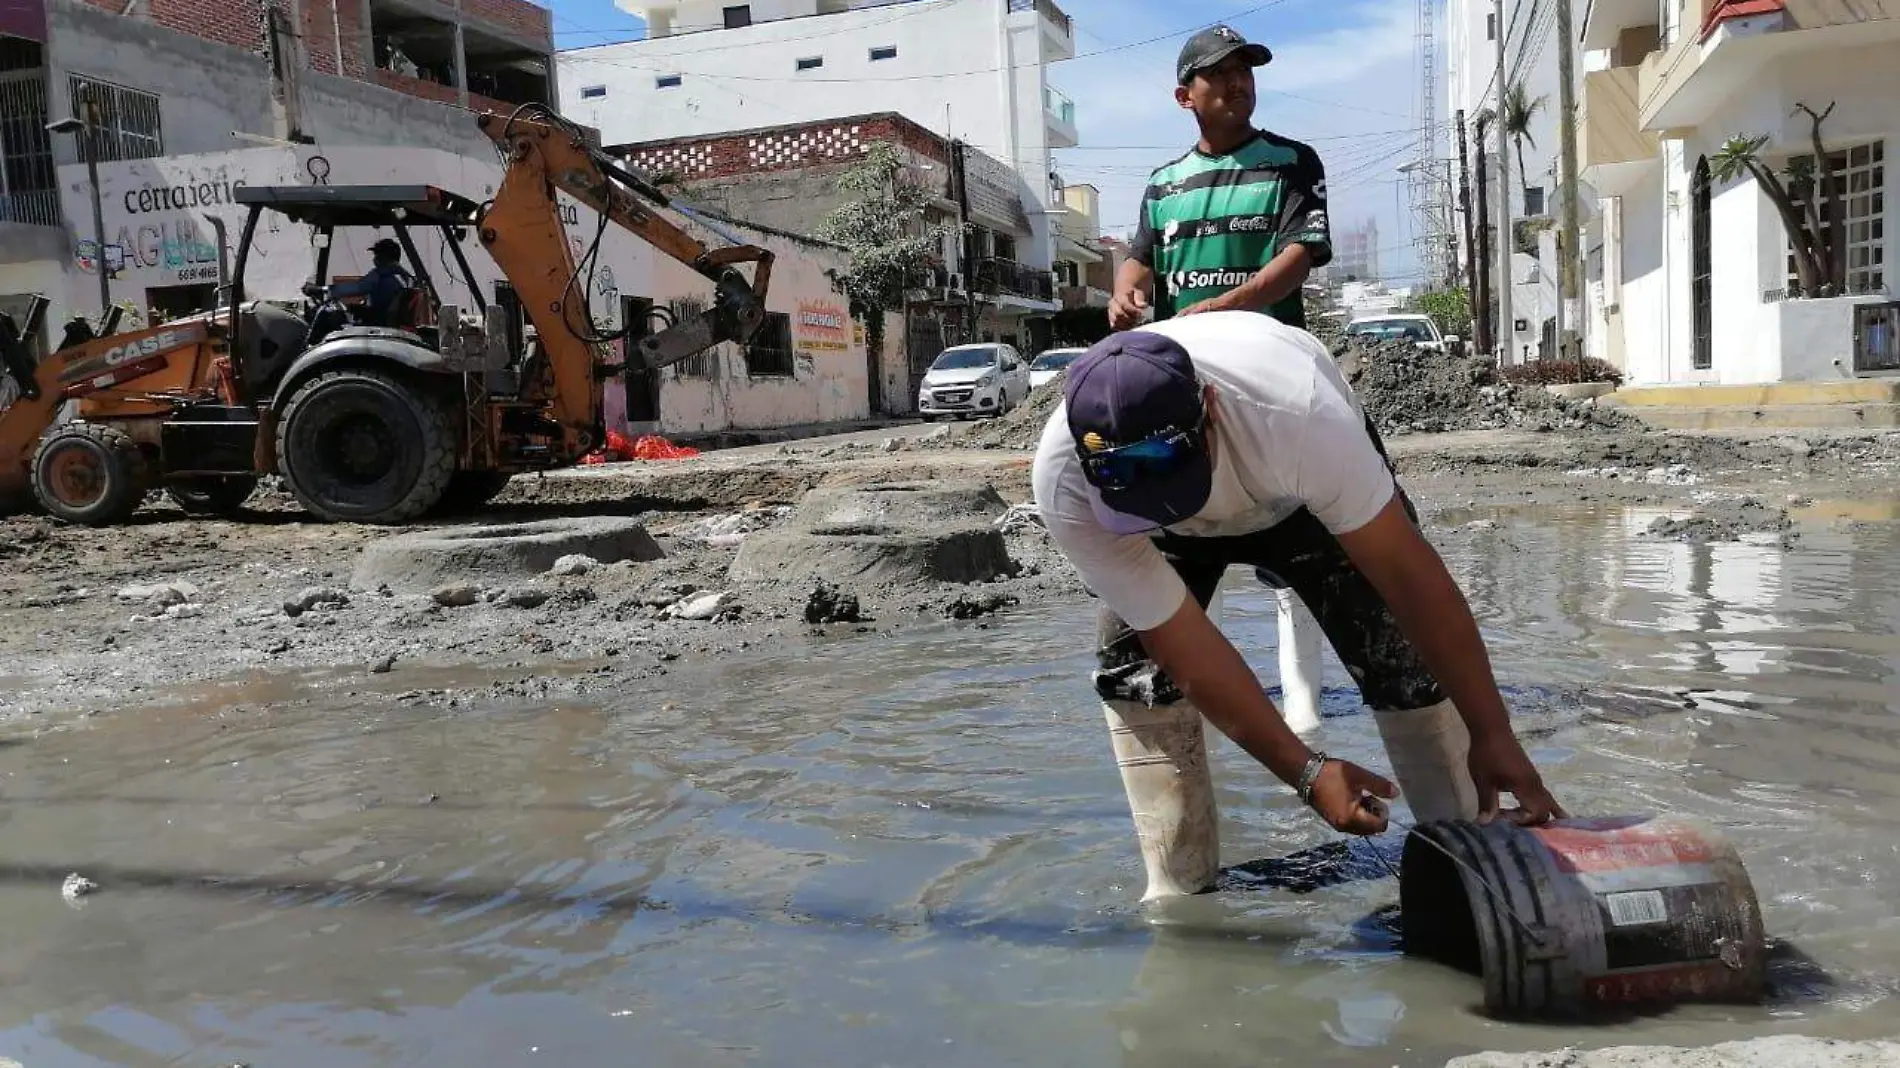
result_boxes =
[917,343,1031,419]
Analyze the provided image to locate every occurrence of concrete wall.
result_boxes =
[642,218,873,433]
[557,0,1063,266]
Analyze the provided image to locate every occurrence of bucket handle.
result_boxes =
[1378,820,1554,949]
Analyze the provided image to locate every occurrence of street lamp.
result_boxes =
[46,82,110,321]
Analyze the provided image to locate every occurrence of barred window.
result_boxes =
[66,75,162,162]
[667,296,712,377]
[746,312,794,376]
[1787,140,1885,296]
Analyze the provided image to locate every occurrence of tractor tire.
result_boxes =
[166,475,259,516]
[426,470,513,517]
[276,369,457,525]
[30,422,150,526]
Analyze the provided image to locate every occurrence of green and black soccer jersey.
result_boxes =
[1130,130,1333,329]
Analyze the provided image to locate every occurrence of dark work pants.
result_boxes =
[1092,414,1445,715]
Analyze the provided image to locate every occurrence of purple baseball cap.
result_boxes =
[1063,330,1213,535]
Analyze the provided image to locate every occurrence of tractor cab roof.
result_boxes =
[232,184,483,228]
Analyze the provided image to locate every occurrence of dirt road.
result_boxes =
[2,419,1896,724]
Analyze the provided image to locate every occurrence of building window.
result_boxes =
[1486,12,1496,39]
[795,56,823,71]
[723,5,751,28]
[655,75,681,89]
[869,45,897,61]
[1523,184,1546,217]
[580,85,606,98]
[667,296,713,377]
[994,232,1017,263]
[66,75,161,163]
[0,44,58,227]
[1788,140,1887,295]
[747,312,794,376]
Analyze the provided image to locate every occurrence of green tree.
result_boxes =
[815,141,963,368]
[1407,286,1471,337]
[1710,102,1841,298]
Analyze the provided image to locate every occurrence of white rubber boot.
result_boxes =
[1103,698,1219,901]
[1274,587,1324,736]
[1372,698,1481,824]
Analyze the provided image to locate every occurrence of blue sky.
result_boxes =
[547,0,1434,285]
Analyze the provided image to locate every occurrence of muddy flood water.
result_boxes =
[2,500,1899,1067]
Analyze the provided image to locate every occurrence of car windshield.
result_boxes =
[1032,350,1082,371]
[933,347,999,370]
[1349,321,1434,342]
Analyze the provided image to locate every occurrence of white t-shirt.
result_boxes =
[1031,312,1397,631]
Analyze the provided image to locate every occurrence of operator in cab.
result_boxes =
[329,238,416,328]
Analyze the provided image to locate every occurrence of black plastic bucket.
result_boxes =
[1399,814,1767,1018]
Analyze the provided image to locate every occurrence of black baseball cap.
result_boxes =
[369,237,402,257]
[1176,24,1272,85]
[1064,330,1213,535]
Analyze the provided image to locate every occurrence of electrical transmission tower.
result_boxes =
[1408,0,1455,286]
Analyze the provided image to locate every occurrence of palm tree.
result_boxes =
[1709,134,1835,297]
[1500,82,1547,208]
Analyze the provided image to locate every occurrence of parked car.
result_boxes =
[1028,346,1088,391]
[917,343,1031,420]
[1346,313,1462,354]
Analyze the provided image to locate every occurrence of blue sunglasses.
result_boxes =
[1077,408,1208,492]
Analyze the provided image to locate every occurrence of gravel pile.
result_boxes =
[1345,338,1642,437]
[947,372,1068,451]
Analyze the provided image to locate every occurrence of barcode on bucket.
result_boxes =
[1604,890,1669,926]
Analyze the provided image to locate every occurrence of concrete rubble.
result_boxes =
[1449,1035,1900,1067]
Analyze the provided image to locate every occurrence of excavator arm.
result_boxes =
[474,107,775,442]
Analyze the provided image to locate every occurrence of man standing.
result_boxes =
[1110,25,1331,331]
[1032,313,1565,901]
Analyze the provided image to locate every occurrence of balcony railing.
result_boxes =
[1008,0,1071,36]
[975,256,1055,303]
[0,188,59,227]
[1044,85,1075,128]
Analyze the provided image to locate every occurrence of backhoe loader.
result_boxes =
[0,104,774,526]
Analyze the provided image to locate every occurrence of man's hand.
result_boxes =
[1469,731,1567,826]
[1178,292,1244,317]
[1307,759,1399,835]
[1109,286,1149,331]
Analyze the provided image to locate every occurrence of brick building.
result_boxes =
[0,0,556,332]
[615,110,1061,409]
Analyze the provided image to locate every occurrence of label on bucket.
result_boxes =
[1604,890,1669,927]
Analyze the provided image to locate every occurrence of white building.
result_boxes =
[555,0,1078,271]
[1444,0,1580,364]
[1576,0,1900,385]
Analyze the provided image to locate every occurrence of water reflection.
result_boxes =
[0,502,1896,1065]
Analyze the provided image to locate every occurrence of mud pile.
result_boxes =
[952,373,1067,451]
[1346,339,1642,437]
[1646,498,1797,546]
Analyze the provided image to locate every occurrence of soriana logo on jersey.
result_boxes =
[795,299,850,352]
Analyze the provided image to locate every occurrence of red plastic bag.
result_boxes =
[631,434,699,460]
[579,431,698,465]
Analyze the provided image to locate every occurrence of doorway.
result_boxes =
[619,295,660,424]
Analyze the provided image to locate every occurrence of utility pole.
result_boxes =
[1492,0,1515,365]
[1457,109,1488,355]
[1474,119,1494,353]
[1554,0,1584,375]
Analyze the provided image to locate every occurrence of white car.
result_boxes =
[1346,313,1462,353]
[918,343,1031,420]
[1028,346,1088,391]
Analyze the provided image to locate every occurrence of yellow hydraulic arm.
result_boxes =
[474,106,775,439]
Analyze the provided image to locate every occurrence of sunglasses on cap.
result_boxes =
[1076,405,1208,492]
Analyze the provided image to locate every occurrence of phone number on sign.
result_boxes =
[174,265,220,283]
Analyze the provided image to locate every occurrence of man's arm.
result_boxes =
[1138,595,1398,835]
[1334,497,1565,823]
[1112,187,1161,330]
